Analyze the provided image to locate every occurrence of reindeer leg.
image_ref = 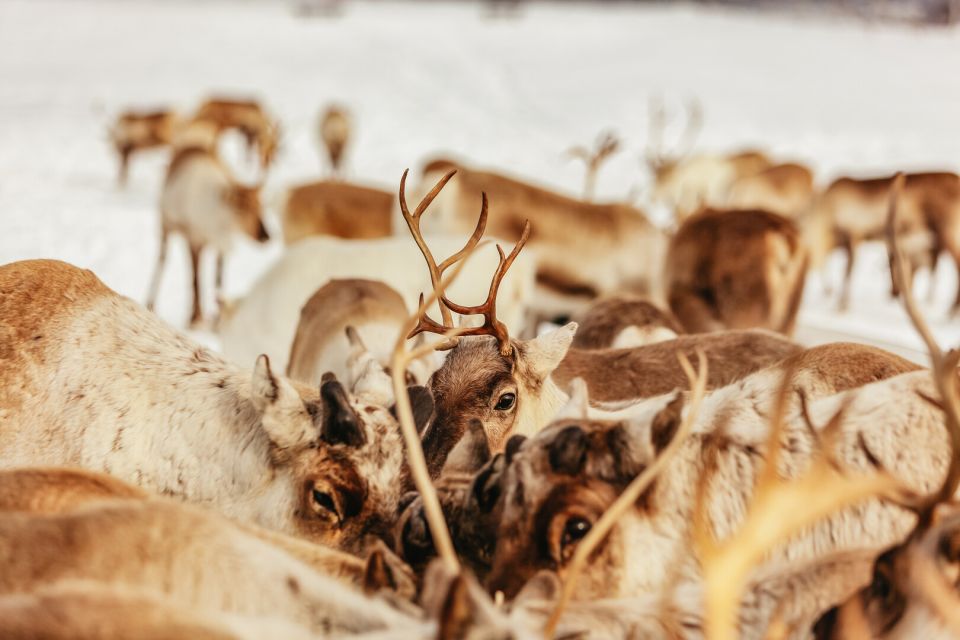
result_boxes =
[927,243,941,304]
[838,235,857,312]
[118,146,132,187]
[213,251,225,329]
[189,244,203,328]
[146,228,169,313]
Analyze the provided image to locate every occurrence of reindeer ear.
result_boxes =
[504,434,527,464]
[524,322,577,379]
[514,570,561,605]
[650,391,685,454]
[472,453,506,513]
[554,377,590,421]
[320,378,366,447]
[391,386,434,436]
[346,326,393,406]
[362,542,417,600]
[442,420,491,476]
[437,573,477,640]
[548,425,588,476]
[251,355,317,450]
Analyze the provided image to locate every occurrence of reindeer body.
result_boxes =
[571,296,683,350]
[651,150,773,220]
[288,278,434,386]
[414,161,667,320]
[665,208,807,334]
[814,172,949,308]
[282,179,393,245]
[194,97,278,169]
[0,500,418,636]
[218,235,535,372]
[110,109,180,186]
[318,105,351,176]
[0,260,409,553]
[149,146,268,325]
[726,162,815,219]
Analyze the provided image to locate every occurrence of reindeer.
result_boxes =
[409,163,667,322]
[396,171,801,476]
[281,179,394,244]
[287,279,438,386]
[0,498,424,637]
[665,208,808,334]
[0,259,434,554]
[571,295,684,350]
[318,104,351,177]
[725,162,816,219]
[645,98,772,219]
[194,97,279,170]
[399,342,921,586]
[146,144,269,327]
[566,130,620,200]
[109,108,181,186]
[812,172,954,310]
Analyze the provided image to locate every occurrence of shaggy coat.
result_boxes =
[282,180,393,245]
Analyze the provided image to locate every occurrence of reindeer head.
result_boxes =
[223,184,269,242]
[397,169,580,474]
[249,354,433,553]
[483,394,685,599]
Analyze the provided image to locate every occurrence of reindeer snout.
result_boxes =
[256,220,270,242]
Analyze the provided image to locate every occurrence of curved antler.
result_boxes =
[399,168,529,356]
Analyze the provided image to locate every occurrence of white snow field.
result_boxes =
[3,0,960,362]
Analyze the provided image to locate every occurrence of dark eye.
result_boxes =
[494,392,516,411]
[561,517,591,553]
[311,488,340,522]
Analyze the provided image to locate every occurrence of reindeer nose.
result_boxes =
[256,220,270,242]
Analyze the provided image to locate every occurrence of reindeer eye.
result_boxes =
[561,517,591,555]
[311,488,340,522]
[494,392,516,411]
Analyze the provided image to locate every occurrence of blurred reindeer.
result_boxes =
[194,97,279,172]
[108,108,181,186]
[567,130,620,200]
[318,104,352,177]
[646,97,774,219]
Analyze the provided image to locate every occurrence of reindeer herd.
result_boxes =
[2,94,960,639]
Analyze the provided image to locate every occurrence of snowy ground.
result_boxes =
[3,0,960,363]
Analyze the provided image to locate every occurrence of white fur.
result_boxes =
[219,234,536,372]
[160,151,242,252]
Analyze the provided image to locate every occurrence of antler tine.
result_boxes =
[676,97,703,158]
[647,96,666,165]
[440,220,531,356]
[437,192,488,272]
[399,168,459,329]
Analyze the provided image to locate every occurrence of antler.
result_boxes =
[646,96,702,168]
[886,172,960,523]
[399,168,530,357]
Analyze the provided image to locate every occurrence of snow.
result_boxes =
[3,0,960,363]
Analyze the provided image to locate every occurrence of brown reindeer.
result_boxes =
[413,161,667,322]
[812,172,960,310]
[398,171,800,475]
[725,162,816,219]
[147,146,268,326]
[566,130,621,200]
[665,208,808,335]
[318,104,351,176]
[109,109,181,186]
[281,179,393,244]
[571,295,683,350]
[195,97,279,170]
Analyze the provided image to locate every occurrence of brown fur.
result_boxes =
[195,97,278,168]
[666,208,807,334]
[282,180,393,244]
[110,109,179,185]
[727,162,815,218]
[555,330,800,402]
[571,296,683,350]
